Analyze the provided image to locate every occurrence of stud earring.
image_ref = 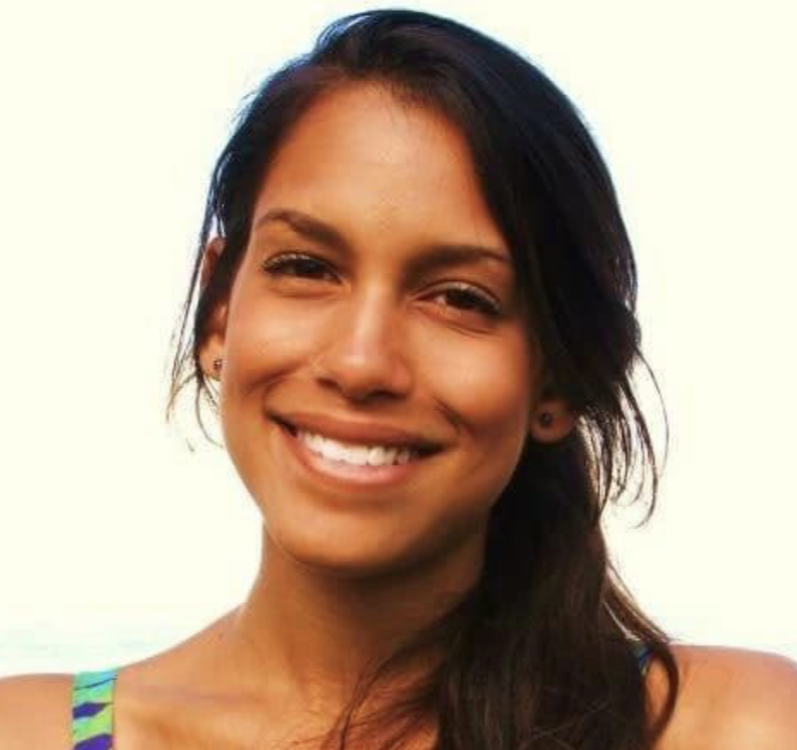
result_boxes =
[539,411,554,428]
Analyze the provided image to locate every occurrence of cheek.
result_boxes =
[222,297,325,395]
[422,329,535,510]
[216,293,326,480]
[427,331,533,440]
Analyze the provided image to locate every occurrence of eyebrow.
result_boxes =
[253,207,513,271]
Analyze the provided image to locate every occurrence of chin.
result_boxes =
[265,519,409,578]
[284,546,421,582]
[267,506,487,589]
[266,513,458,583]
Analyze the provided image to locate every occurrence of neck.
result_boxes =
[227,522,485,715]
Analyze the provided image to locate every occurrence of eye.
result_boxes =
[430,283,501,318]
[261,252,336,281]
[260,253,501,319]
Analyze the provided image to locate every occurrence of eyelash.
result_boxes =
[260,252,502,318]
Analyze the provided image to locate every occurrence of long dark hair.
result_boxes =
[168,8,679,750]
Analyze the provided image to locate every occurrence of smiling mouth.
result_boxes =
[275,418,440,463]
[274,417,443,489]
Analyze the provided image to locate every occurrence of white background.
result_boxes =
[1,1,795,676]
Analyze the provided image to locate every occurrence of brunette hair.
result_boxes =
[168,8,678,750]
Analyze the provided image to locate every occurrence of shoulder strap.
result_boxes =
[632,642,653,676]
[71,668,118,750]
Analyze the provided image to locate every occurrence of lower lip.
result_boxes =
[276,421,434,489]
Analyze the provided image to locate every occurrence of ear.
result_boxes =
[197,237,229,381]
[528,383,577,444]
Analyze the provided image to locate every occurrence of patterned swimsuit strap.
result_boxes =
[71,668,119,750]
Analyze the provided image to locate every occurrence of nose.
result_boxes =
[310,289,413,404]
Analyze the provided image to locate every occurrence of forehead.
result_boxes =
[253,83,509,258]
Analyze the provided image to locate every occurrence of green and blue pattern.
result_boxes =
[71,668,118,750]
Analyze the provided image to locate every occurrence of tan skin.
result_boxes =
[2,83,796,750]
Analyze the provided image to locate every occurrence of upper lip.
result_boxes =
[272,411,443,453]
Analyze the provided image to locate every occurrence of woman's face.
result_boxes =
[202,84,567,579]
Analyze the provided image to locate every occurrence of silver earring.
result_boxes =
[212,358,223,372]
[539,412,554,427]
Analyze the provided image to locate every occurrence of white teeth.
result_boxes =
[368,446,395,465]
[345,446,370,465]
[296,430,419,466]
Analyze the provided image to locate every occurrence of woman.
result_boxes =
[1,8,795,750]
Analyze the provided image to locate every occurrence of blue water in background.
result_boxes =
[0,624,190,678]
[4,625,794,678]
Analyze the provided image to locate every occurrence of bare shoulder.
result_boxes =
[650,643,797,750]
[0,672,73,750]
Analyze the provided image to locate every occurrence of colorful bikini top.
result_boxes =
[70,643,654,749]
[71,668,117,750]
